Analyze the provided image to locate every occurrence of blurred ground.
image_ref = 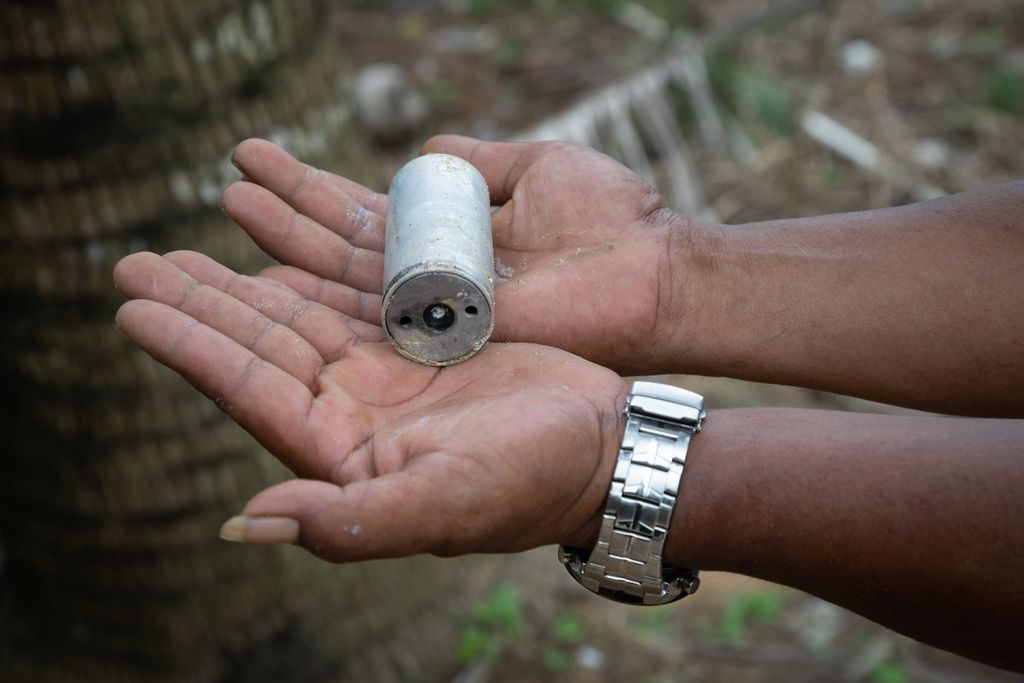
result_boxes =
[332,1,1023,681]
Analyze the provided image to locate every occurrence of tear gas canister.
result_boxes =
[381,153,494,366]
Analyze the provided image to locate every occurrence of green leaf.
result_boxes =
[746,591,783,623]
[869,661,908,683]
[458,625,489,664]
[705,54,793,136]
[553,613,584,643]
[468,0,494,18]
[968,28,1007,57]
[985,68,1023,114]
[639,605,673,629]
[716,591,784,642]
[736,69,793,135]
[542,646,572,673]
[426,80,460,114]
[472,585,523,636]
[491,41,525,73]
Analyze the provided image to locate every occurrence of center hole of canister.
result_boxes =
[423,303,455,332]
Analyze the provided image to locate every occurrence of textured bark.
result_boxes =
[0,3,552,680]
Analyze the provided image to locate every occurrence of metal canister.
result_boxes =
[381,153,494,366]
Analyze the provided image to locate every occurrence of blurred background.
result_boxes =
[1,0,1022,681]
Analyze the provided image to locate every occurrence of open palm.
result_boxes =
[114,250,628,561]
[222,136,682,374]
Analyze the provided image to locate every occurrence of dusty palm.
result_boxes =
[221,136,683,374]
[114,250,627,561]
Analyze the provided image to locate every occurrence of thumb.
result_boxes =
[421,134,565,205]
[219,475,447,562]
[421,134,524,248]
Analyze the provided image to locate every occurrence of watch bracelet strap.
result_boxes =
[561,382,703,605]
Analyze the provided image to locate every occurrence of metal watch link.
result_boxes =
[559,381,705,606]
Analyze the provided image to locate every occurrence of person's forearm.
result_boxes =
[659,180,1024,416]
[663,409,1024,671]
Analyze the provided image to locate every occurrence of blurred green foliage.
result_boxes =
[472,584,523,635]
[458,585,523,664]
[458,624,503,664]
[823,162,846,187]
[713,590,784,642]
[426,79,461,114]
[491,40,525,73]
[985,67,1023,114]
[869,661,909,683]
[707,54,794,137]
[468,0,495,18]
[574,0,629,15]
[637,604,674,630]
[540,611,585,673]
[967,27,1007,57]
[553,0,697,26]
[542,645,573,673]
[552,612,585,643]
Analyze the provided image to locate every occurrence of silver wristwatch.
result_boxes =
[559,381,705,606]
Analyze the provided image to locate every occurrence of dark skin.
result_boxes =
[223,136,1024,415]
[114,137,1024,672]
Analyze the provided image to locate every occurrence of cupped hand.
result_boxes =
[113,250,628,561]
[221,135,689,375]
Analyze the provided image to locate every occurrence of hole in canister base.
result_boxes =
[423,304,455,332]
[465,305,478,316]
[399,315,412,328]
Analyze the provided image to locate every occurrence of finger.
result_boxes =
[222,181,385,294]
[233,475,449,562]
[260,264,383,327]
[163,251,384,357]
[116,299,318,467]
[230,138,387,251]
[114,252,324,389]
[421,134,570,205]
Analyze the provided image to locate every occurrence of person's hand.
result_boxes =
[113,250,628,560]
[221,136,697,375]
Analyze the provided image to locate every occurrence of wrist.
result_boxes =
[649,212,731,375]
[562,383,630,550]
[660,408,728,571]
[661,408,772,573]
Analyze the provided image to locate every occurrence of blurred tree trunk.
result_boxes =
[0,2,546,680]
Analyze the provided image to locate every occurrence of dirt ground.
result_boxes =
[333,1,1023,681]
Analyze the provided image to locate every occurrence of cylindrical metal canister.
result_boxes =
[381,153,494,365]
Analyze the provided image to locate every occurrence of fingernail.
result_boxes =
[219,515,300,544]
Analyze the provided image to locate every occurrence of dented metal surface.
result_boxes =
[382,153,494,365]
